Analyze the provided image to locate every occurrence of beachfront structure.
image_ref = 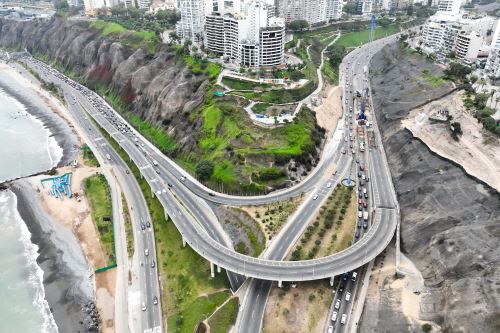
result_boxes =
[485,22,500,78]
[205,0,285,67]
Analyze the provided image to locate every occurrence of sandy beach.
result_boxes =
[0,62,80,168]
[11,180,96,333]
[1,60,116,332]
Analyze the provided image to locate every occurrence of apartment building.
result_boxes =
[83,0,106,15]
[205,0,285,67]
[324,0,343,21]
[454,31,483,59]
[176,0,205,42]
[277,0,339,24]
[485,22,500,78]
[438,0,461,16]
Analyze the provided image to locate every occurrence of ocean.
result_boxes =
[0,88,60,333]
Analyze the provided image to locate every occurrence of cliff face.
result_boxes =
[365,43,500,332]
[0,17,206,153]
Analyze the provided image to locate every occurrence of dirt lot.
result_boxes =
[263,281,333,333]
[315,85,343,136]
[402,91,500,191]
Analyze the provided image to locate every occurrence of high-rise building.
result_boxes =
[83,0,106,15]
[204,0,285,67]
[277,0,332,24]
[176,0,206,42]
[437,0,461,16]
[454,31,483,60]
[324,0,343,21]
[485,22,500,78]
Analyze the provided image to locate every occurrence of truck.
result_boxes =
[363,211,369,221]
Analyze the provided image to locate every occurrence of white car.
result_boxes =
[144,249,149,256]
[141,302,147,311]
[345,292,351,302]
[358,211,363,218]
[313,194,319,200]
[334,299,341,310]
[327,325,333,333]
[341,314,347,325]
[352,272,358,282]
[331,311,338,322]
[327,182,332,188]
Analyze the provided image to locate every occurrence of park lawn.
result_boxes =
[84,174,115,265]
[222,77,271,90]
[90,20,127,35]
[208,297,239,333]
[168,291,231,333]
[322,60,338,85]
[336,24,401,48]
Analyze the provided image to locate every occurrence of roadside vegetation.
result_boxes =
[122,196,134,258]
[92,120,232,333]
[290,184,356,260]
[242,196,305,240]
[207,297,239,333]
[84,174,115,265]
[81,145,100,167]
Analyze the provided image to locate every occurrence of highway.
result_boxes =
[19,55,398,282]
[13,32,400,333]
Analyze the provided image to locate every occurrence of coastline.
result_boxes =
[0,62,79,168]
[10,180,99,333]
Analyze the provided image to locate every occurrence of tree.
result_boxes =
[287,20,309,31]
[421,323,432,333]
[54,0,69,10]
[343,1,357,15]
[450,122,463,141]
[443,62,471,82]
[195,160,214,180]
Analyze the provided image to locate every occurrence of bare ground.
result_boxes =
[314,85,343,136]
[402,91,500,192]
[263,281,333,333]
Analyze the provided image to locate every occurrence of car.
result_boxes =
[313,194,319,200]
[363,222,368,229]
[141,223,145,230]
[338,284,344,294]
[156,190,161,196]
[364,193,368,199]
[327,182,332,188]
[328,325,333,333]
[155,169,160,174]
[167,183,173,187]
[360,180,364,186]
[341,314,347,325]
[334,299,341,310]
[345,292,351,302]
[146,221,151,228]
[208,193,215,197]
[358,192,363,198]
[358,199,363,204]
[358,211,363,218]
[362,174,366,180]
[357,220,362,228]
[144,249,149,256]
[141,302,147,311]
[356,159,359,164]
[332,170,337,175]
[153,296,158,305]
[342,272,349,281]
[342,149,346,154]
[151,260,156,268]
[351,272,358,282]
[355,230,360,238]
[363,201,368,208]
[366,177,370,182]
[125,170,130,174]
[180,176,186,181]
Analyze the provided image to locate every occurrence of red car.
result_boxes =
[358,199,363,205]
[363,201,368,208]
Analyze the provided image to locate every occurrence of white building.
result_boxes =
[485,21,500,78]
[205,0,285,67]
[438,0,461,16]
[176,0,205,42]
[356,0,373,15]
[137,0,152,9]
[83,0,106,15]
[324,0,343,21]
[454,31,483,59]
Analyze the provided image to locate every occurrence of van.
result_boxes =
[341,314,347,325]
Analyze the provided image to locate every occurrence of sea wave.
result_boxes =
[13,193,59,333]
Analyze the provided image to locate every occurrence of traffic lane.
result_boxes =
[239,279,272,333]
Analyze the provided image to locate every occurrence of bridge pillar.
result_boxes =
[210,262,215,278]
[217,265,221,273]
[151,189,154,198]
[278,280,282,288]
[330,277,334,286]
[182,236,186,247]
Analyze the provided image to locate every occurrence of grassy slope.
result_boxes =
[336,24,401,48]
[84,174,115,265]
[183,98,321,193]
[208,297,239,333]
[94,120,231,332]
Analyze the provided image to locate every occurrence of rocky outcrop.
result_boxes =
[0,17,207,155]
[365,43,500,333]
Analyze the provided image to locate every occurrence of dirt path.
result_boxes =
[314,85,343,136]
